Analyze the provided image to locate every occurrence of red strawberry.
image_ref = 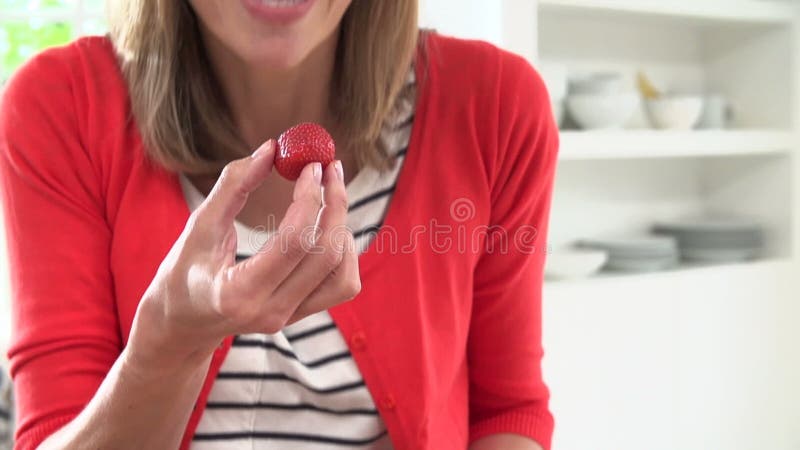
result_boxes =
[274,123,336,181]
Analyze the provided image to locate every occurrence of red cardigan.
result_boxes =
[0,32,558,450]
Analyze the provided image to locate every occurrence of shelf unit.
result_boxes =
[533,0,798,273]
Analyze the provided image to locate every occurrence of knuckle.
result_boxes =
[186,207,203,226]
[185,208,209,235]
[282,233,309,260]
[304,185,323,208]
[321,243,345,270]
[312,181,323,201]
[218,163,236,185]
[214,280,257,325]
[260,311,290,334]
[213,290,242,321]
[341,233,356,254]
[219,160,249,193]
[329,194,349,215]
[338,275,362,300]
[221,159,246,180]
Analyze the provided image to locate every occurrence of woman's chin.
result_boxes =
[232,44,304,70]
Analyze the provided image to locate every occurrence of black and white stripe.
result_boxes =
[204,401,378,416]
[183,68,416,450]
[0,365,13,450]
[193,430,389,447]
[187,310,391,450]
[230,336,352,369]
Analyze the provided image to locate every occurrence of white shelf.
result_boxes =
[544,258,793,289]
[558,130,795,160]
[537,0,796,25]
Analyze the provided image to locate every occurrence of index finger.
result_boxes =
[225,161,324,294]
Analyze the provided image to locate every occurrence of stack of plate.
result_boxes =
[653,218,764,263]
[578,236,680,273]
[545,248,609,280]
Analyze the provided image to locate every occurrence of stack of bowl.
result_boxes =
[566,73,639,130]
[578,236,680,273]
[653,218,764,263]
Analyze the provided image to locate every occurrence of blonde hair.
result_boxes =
[108,0,419,174]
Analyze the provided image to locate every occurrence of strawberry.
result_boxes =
[274,122,336,181]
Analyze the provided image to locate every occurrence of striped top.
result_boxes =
[183,70,416,450]
[0,365,13,450]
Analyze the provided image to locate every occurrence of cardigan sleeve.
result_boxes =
[0,46,122,449]
[467,51,559,449]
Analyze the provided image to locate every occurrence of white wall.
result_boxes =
[419,0,504,45]
[419,0,538,64]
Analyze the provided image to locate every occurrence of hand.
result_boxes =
[129,139,360,367]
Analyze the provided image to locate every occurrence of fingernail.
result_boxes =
[335,160,344,181]
[251,140,273,159]
[313,162,323,184]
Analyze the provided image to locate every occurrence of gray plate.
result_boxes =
[681,247,760,263]
[579,236,679,258]
[654,218,762,232]
[605,254,680,272]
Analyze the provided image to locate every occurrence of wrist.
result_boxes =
[126,295,219,375]
[119,344,213,392]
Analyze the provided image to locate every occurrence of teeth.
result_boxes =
[258,0,305,7]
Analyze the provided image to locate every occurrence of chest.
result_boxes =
[184,147,360,232]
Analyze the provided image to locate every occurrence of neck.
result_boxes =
[202,30,340,150]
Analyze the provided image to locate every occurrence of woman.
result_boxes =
[0,0,558,449]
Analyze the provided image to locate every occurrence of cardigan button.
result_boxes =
[350,332,367,351]
[381,394,397,411]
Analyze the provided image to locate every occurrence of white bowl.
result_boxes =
[567,93,640,130]
[568,73,625,96]
[545,249,609,280]
[645,96,704,130]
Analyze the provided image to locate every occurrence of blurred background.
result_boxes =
[2,0,800,449]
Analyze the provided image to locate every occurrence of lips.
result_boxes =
[241,0,315,25]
